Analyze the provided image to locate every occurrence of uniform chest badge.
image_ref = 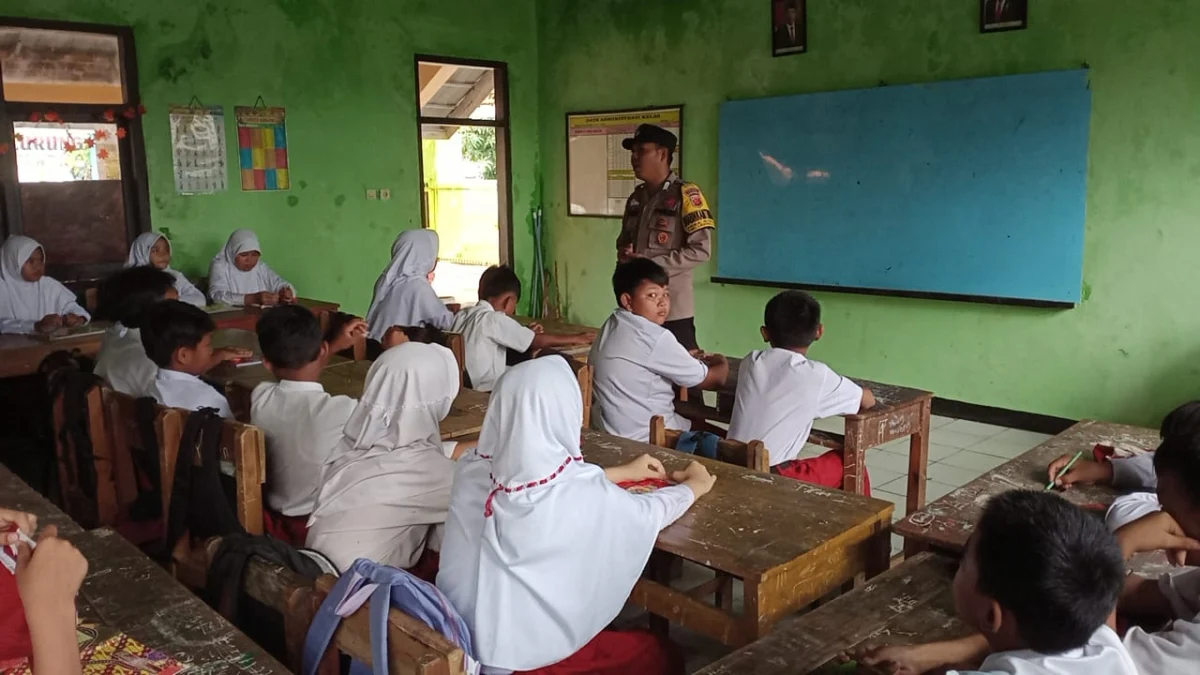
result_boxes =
[657,231,670,244]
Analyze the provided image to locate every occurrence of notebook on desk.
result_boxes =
[40,322,108,342]
[203,304,240,315]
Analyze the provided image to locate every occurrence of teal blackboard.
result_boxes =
[714,70,1091,307]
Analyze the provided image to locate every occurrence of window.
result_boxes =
[0,18,149,282]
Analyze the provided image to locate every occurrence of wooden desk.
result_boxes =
[0,463,84,537]
[515,315,597,362]
[709,357,934,514]
[896,419,1159,557]
[209,297,341,332]
[581,429,894,647]
[0,330,106,379]
[74,527,289,674]
[697,552,969,674]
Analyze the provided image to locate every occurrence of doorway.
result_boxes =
[415,56,511,306]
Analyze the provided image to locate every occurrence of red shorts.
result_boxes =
[515,630,682,675]
[772,449,872,496]
[263,510,310,548]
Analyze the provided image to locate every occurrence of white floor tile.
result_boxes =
[866,450,916,474]
[812,417,845,434]
[882,441,960,463]
[891,533,905,554]
[925,480,960,502]
[930,415,957,429]
[990,428,1052,450]
[942,419,1008,438]
[938,449,1009,473]
[872,488,909,520]
[929,428,988,449]
[968,436,1041,460]
[927,462,986,488]
[865,467,904,489]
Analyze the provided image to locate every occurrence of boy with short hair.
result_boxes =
[94,266,179,397]
[1113,431,1200,673]
[140,300,250,418]
[451,265,594,392]
[728,290,875,490]
[863,491,1138,674]
[590,259,728,443]
[251,306,366,536]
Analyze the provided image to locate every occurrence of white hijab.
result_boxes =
[437,358,673,671]
[366,229,452,338]
[308,341,460,521]
[208,228,276,295]
[0,235,80,322]
[125,232,206,308]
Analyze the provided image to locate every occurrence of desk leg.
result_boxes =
[866,520,892,579]
[842,420,866,495]
[906,398,932,514]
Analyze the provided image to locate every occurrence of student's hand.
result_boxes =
[0,508,37,544]
[859,643,944,675]
[1047,456,1113,488]
[570,331,596,345]
[382,326,409,350]
[279,287,296,304]
[614,454,668,483]
[1115,511,1200,563]
[330,318,368,353]
[16,526,88,620]
[701,353,727,367]
[63,313,87,328]
[528,322,545,334]
[672,461,716,499]
[35,314,63,333]
[257,291,280,306]
[213,347,254,364]
[446,303,462,313]
[617,243,635,262]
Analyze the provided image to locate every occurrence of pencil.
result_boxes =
[1046,450,1085,490]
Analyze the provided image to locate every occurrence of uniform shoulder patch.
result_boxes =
[680,182,715,233]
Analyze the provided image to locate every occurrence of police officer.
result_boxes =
[616,124,714,352]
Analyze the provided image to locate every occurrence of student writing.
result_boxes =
[0,235,89,335]
[140,300,251,418]
[125,232,206,307]
[207,229,295,307]
[366,229,455,339]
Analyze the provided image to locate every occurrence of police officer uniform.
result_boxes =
[616,124,714,351]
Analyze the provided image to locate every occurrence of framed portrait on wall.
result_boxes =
[980,0,1028,33]
[771,0,806,56]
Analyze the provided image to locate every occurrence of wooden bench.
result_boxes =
[649,415,769,473]
[51,380,120,528]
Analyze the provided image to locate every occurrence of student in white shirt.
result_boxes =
[125,232,206,307]
[140,300,251,418]
[207,229,295,307]
[438,356,716,674]
[1113,431,1200,674]
[863,491,1138,675]
[0,235,89,335]
[1047,400,1200,530]
[452,265,594,392]
[94,266,179,397]
[366,229,455,339]
[590,259,728,443]
[728,290,876,491]
[250,305,366,543]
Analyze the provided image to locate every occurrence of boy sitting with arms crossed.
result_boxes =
[141,300,251,418]
[863,490,1138,674]
[591,258,728,443]
[251,306,368,545]
[452,264,594,392]
[728,290,876,491]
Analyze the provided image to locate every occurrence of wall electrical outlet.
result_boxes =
[380,189,392,201]
[366,189,378,200]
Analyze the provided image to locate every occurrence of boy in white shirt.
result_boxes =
[94,266,179,397]
[1112,431,1200,674]
[140,300,250,419]
[590,259,728,443]
[452,265,594,392]
[251,305,366,543]
[728,291,876,491]
[863,491,1138,675]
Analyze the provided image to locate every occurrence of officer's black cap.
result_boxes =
[621,124,677,152]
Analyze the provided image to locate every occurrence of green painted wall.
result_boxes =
[536,0,1200,426]
[1,0,540,315]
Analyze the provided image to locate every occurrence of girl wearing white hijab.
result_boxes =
[0,235,89,334]
[125,232,206,307]
[306,340,460,571]
[437,357,716,675]
[207,229,295,306]
[366,229,454,340]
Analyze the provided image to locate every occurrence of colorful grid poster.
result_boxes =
[235,106,290,191]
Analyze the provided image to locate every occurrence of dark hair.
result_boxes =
[1161,400,1200,440]
[139,300,215,368]
[94,265,176,329]
[403,324,449,348]
[478,265,522,302]
[764,290,821,348]
[612,259,669,304]
[256,305,322,370]
[973,491,1124,653]
[1153,432,1200,506]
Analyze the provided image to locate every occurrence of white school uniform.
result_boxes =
[727,348,864,465]
[949,626,1138,674]
[149,368,233,419]
[451,300,535,392]
[306,342,459,571]
[588,308,707,442]
[251,380,357,517]
[365,229,454,339]
[0,236,90,334]
[125,232,206,307]
[94,325,157,397]
[1123,567,1200,673]
[206,229,293,306]
[438,358,695,672]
